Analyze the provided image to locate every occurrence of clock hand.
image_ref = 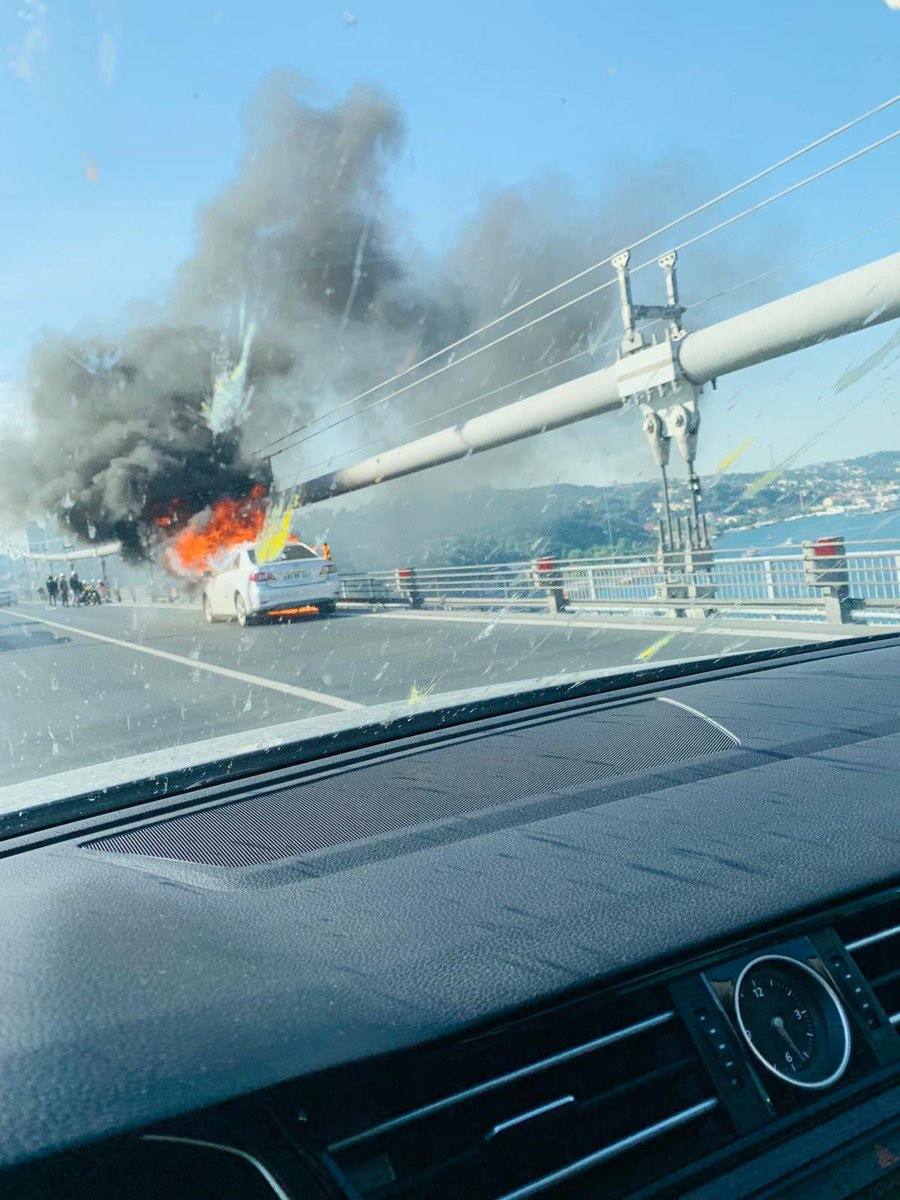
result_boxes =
[772,1015,804,1059]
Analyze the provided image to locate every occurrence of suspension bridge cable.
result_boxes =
[269,130,900,461]
[683,211,900,313]
[284,210,900,477]
[257,93,900,456]
[294,346,605,476]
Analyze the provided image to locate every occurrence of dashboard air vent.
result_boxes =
[836,896,900,1031]
[313,986,731,1200]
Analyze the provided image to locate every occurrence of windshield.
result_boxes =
[248,545,318,564]
[1,2,898,807]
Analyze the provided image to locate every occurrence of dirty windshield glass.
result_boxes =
[0,2,898,804]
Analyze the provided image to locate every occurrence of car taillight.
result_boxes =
[249,570,276,582]
[319,563,337,575]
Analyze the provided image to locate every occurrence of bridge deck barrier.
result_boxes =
[339,544,900,623]
[20,543,899,624]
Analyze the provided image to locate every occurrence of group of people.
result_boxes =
[45,572,79,607]
[44,572,111,608]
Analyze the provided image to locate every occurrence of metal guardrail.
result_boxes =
[340,562,547,609]
[339,545,900,622]
[16,542,900,625]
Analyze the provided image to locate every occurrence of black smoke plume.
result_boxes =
[16,327,276,560]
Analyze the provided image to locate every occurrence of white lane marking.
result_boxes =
[19,600,862,642]
[361,608,829,642]
[8,610,363,712]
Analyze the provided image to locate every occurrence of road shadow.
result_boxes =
[0,627,71,653]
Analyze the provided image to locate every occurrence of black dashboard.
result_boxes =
[1,634,900,1199]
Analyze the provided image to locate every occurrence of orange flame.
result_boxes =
[154,497,184,528]
[164,485,267,577]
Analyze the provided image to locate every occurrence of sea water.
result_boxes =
[715,507,900,554]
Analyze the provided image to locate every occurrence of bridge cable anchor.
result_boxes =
[612,249,713,609]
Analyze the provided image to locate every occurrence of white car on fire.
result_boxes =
[201,542,339,626]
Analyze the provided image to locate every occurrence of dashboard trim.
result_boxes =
[846,923,900,952]
[487,1095,576,1139]
[141,1134,292,1200]
[655,695,741,744]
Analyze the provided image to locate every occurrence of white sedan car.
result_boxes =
[201,543,340,626]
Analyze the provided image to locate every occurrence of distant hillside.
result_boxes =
[305,450,900,570]
[306,483,658,571]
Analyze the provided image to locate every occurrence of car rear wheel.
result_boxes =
[234,593,254,627]
[202,595,215,623]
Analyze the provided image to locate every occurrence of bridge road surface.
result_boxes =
[0,601,832,789]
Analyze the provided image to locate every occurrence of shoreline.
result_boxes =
[716,503,900,538]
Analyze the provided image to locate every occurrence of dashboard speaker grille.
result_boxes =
[86,698,736,869]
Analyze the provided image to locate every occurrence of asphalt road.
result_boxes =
[0,600,834,788]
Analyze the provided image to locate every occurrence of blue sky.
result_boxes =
[1,0,898,483]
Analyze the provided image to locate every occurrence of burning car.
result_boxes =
[201,542,339,626]
[159,485,339,624]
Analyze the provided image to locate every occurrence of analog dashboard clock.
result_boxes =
[733,955,852,1090]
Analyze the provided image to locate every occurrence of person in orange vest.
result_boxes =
[321,542,332,560]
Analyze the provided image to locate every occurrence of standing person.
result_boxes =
[69,571,82,606]
[58,574,70,607]
[46,574,58,608]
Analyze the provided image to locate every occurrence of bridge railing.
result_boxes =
[339,544,900,620]
[340,560,546,606]
[846,549,900,602]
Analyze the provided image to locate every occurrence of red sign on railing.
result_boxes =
[810,537,844,558]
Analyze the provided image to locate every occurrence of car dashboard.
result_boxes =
[1,634,899,1200]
